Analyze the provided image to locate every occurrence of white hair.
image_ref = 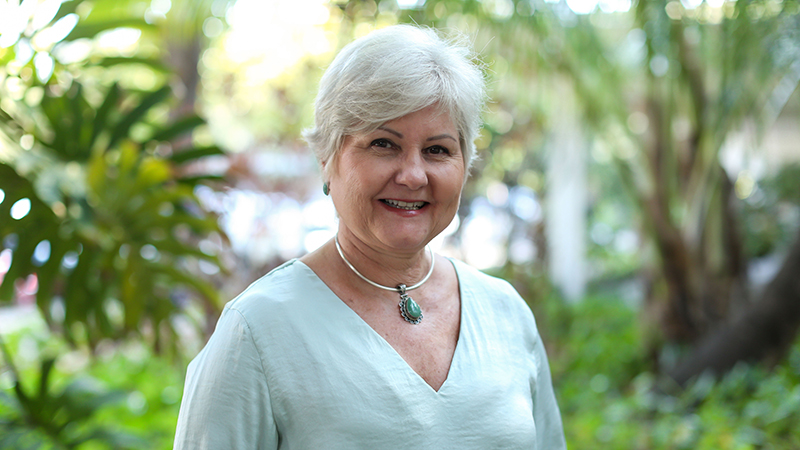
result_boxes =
[303,24,486,179]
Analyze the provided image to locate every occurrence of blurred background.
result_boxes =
[1,0,799,448]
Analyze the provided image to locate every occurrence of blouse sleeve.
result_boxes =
[532,330,567,449]
[174,306,278,450]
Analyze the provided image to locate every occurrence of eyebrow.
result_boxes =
[377,126,458,143]
[428,134,458,143]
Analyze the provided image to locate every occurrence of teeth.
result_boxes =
[383,199,425,210]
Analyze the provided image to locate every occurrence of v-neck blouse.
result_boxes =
[174,258,566,450]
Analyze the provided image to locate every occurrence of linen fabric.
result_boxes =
[174,258,566,450]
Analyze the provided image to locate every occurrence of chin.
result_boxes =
[381,231,437,251]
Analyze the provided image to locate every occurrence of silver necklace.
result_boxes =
[334,235,434,325]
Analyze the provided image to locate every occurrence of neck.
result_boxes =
[333,231,432,290]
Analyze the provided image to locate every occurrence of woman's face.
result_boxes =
[329,105,465,254]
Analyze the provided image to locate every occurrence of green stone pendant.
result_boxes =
[398,290,423,325]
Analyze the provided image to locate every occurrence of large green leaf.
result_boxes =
[107,86,172,150]
[50,0,81,24]
[168,145,225,164]
[148,115,206,143]
[94,56,173,73]
[90,82,122,150]
[64,19,157,41]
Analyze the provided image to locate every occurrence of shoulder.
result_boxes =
[225,259,313,317]
[207,259,329,348]
[212,259,343,351]
[450,258,538,332]
[231,259,307,302]
[450,259,528,310]
[450,259,517,294]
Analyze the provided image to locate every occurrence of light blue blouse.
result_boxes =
[174,258,566,449]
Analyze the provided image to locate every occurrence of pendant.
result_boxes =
[397,284,423,325]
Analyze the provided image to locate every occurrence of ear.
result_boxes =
[321,152,339,179]
[321,165,330,189]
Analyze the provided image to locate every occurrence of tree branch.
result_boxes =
[668,227,800,386]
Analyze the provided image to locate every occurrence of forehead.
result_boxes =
[380,105,457,133]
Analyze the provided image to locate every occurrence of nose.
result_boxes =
[394,151,428,190]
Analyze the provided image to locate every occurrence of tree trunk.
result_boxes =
[668,227,800,386]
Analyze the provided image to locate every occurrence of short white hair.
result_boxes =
[303,25,486,178]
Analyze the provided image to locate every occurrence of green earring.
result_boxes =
[323,182,329,196]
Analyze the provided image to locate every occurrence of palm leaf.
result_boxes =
[64,19,156,41]
[94,56,172,73]
[168,145,225,164]
[90,82,121,149]
[50,0,81,23]
[107,86,172,150]
[148,115,205,143]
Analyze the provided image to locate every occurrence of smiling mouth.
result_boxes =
[381,199,427,210]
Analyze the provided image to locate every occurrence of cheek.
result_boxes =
[332,167,372,214]
[346,160,387,195]
[342,170,370,198]
[440,166,466,201]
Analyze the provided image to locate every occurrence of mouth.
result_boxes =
[380,199,428,211]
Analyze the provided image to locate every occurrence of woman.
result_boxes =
[174,25,566,449]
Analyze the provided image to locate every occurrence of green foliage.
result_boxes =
[0,1,224,353]
[0,337,135,449]
[0,81,223,351]
[741,164,800,257]
[536,295,800,449]
[0,1,225,446]
[764,164,800,204]
[0,326,181,450]
[86,348,183,449]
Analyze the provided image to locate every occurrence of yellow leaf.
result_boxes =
[136,157,171,188]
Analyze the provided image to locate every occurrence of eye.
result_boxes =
[370,138,394,149]
[426,145,451,156]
